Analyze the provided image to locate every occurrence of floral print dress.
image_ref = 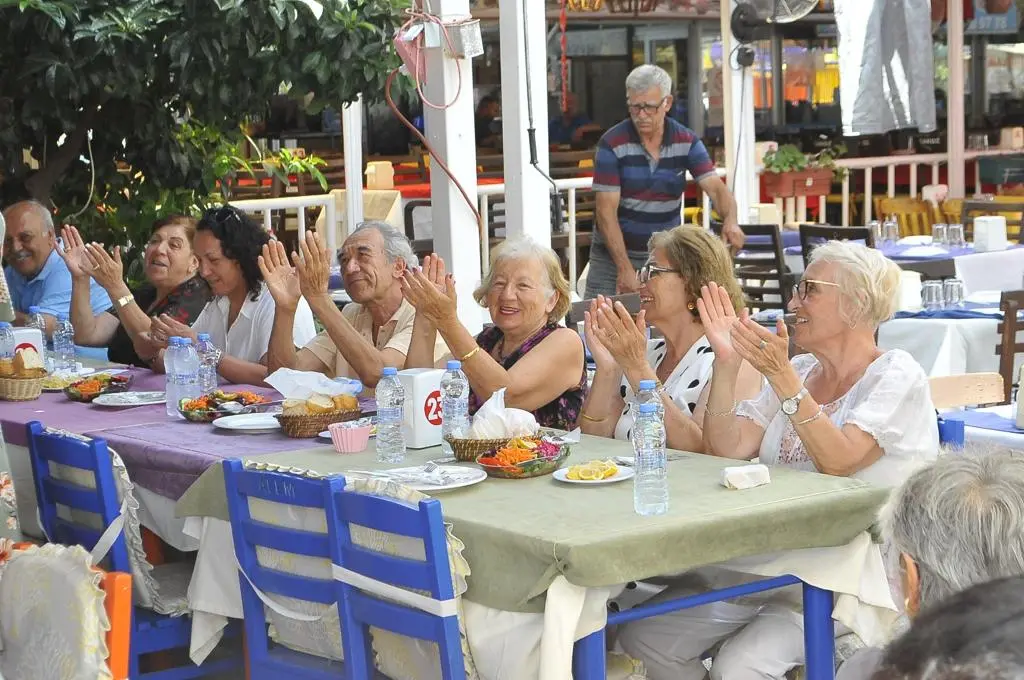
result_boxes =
[469,323,587,430]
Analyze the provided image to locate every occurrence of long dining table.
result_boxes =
[0,365,895,680]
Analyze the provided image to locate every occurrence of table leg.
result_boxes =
[572,628,606,680]
[802,582,835,680]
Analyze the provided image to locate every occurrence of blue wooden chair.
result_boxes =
[223,458,346,679]
[325,475,466,680]
[26,421,241,679]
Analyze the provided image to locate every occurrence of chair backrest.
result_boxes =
[996,290,1024,403]
[325,475,465,680]
[960,198,1024,242]
[566,293,641,326]
[25,422,132,573]
[798,224,875,268]
[929,372,1005,408]
[729,223,793,312]
[222,460,338,671]
[877,197,934,237]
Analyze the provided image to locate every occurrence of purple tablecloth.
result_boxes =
[784,242,1024,261]
[947,410,1024,434]
[745,230,802,250]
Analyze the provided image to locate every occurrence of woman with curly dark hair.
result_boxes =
[148,206,316,385]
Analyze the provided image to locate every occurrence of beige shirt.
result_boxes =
[303,298,449,381]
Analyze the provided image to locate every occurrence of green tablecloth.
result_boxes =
[175,436,890,613]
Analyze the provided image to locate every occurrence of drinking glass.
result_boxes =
[943,278,965,308]
[868,220,882,246]
[947,223,966,249]
[884,217,901,245]
[931,223,948,246]
[922,280,944,310]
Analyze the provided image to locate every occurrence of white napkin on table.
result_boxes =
[265,368,362,399]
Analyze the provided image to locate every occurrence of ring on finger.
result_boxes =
[759,340,768,350]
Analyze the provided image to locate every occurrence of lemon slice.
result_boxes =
[576,466,601,481]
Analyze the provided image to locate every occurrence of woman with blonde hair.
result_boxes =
[402,237,586,430]
[580,225,762,450]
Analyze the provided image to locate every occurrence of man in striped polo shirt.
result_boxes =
[586,65,744,298]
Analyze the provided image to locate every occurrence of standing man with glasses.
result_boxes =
[586,65,744,299]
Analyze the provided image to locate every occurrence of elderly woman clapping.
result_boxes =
[836,450,1024,680]
[619,241,939,680]
[580,225,762,450]
[402,238,586,430]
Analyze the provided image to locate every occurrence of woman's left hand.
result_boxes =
[730,317,791,379]
[149,313,197,347]
[590,299,648,373]
[400,267,457,326]
[83,243,125,292]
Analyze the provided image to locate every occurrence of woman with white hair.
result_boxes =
[837,449,1024,679]
[619,241,939,680]
[402,238,586,430]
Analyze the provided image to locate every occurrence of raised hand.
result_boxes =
[583,296,615,370]
[400,266,457,326]
[258,240,301,312]
[696,282,744,369]
[590,297,648,374]
[292,230,331,304]
[616,268,640,295]
[731,316,790,380]
[83,242,125,292]
[57,226,93,280]
[149,313,196,347]
[421,253,448,294]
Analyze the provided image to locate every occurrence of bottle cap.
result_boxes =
[169,336,182,345]
[446,360,462,371]
[57,313,68,322]
[180,337,192,345]
[381,367,398,376]
[0,322,9,329]
[197,333,211,342]
[638,379,657,390]
[28,306,40,314]
[638,403,658,414]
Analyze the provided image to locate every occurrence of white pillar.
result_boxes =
[498,0,552,246]
[342,95,364,246]
[721,0,758,221]
[947,0,966,198]
[424,0,484,331]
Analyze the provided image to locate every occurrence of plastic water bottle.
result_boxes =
[440,360,470,454]
[27,306,48,365]
[636,379,665,420]
[165,337,181,417]
[196,333,220,395]
[375,367,407,463]
[632,403,669,516]
[53,314,76,372]
[177,338,202,405]
[0,322,14,365]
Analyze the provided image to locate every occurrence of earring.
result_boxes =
[686,302,696,311]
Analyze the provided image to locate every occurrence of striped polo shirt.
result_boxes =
[592,117,717,251]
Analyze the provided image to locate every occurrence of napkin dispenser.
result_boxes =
[974,215,1009,252]
[365,161,395,190]
[898,270,923,312]
[1001,127,1024,150]
[398,368,444,449]
[12,327,44,356]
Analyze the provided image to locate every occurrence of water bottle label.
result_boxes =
[378,406,403,422]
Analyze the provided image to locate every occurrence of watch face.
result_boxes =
[782,399,798,415]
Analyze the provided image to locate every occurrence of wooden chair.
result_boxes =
[996,290,1024,404]
[929,373,1005,408]
[876,197,935,237]
[798,224,875,268]
[960,198,1024,242]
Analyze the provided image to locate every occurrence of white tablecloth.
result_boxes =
[878,316,1022,378]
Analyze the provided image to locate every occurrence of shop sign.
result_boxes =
[966,0,1018,34]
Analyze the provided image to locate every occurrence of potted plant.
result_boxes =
[761,143,845,199]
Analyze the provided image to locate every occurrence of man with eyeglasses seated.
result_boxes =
[262,222,448,394]
[586,64,744,299]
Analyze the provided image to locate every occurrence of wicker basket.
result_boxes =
[0,374,46,401]
[444,435,510,463]
[276,410,362,438]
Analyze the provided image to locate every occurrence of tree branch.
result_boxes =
[25,97,101,203]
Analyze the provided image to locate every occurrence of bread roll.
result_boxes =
[13,348,44,377]
[282,399,310,417]
[0,357,13,378]
[306,393,336,415]
[331,394,358,412]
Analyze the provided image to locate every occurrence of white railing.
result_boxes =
[229,194,338,255]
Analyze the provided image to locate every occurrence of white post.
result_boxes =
[498,0,552,246]
[424,0,484,331]
[721,0,757,221]
[687,21,704,138]
[947,0,966,198]
[342,95,364,247]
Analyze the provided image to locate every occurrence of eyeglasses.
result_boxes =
[638,261,679,283]
[792,279,840,300]
[626,98,666,115]
[209,206,247,231]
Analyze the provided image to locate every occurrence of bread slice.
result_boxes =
[13,348,45,377]
[331,394,358,412]
[282,399,310,417]
[306,393,336,415]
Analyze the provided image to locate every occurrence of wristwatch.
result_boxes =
[781,387,809,416]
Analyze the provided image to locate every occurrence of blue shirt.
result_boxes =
[5,249,113,359]
[549,114,592,145]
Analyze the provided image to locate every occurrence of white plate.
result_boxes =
[92,391,166,407]
[212,414,282,433]
[345,466,486,493]
[553,466,635,485]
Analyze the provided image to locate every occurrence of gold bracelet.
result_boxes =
[795,409,824,426]
[581,413,607,423]
[460,346,482,362]
[704,403,736,417]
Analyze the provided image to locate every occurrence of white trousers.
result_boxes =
[617,587,806,680]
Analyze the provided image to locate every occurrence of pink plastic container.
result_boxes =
[328,423,373,453]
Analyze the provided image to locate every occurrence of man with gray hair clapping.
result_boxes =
[837,447,1024,679]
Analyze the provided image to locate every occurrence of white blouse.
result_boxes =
[736,350,939,487]
[190,283,317,363]
[613,336,716,440]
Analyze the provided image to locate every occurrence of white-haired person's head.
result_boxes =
[881,447,1024,617]
[624,65,673,135]
[473,236,571,329]
[339,220,418,305]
